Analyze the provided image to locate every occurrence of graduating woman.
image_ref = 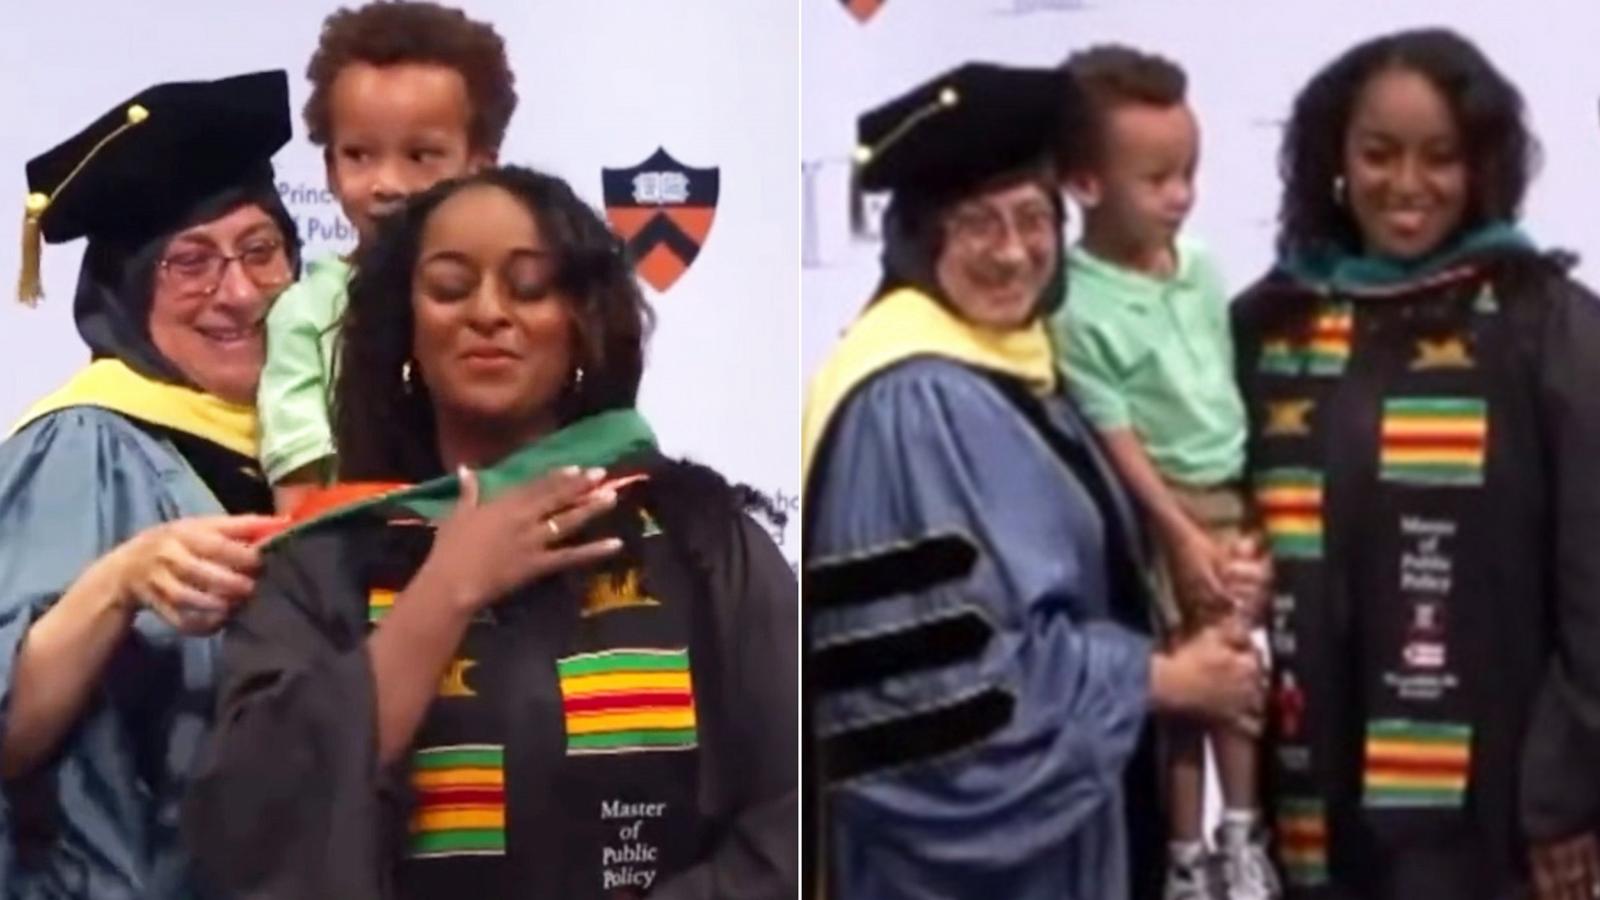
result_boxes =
[0,72,298,898]
[802,63,1267,900]
[185,166,797,899]
[1236,28,1600,900]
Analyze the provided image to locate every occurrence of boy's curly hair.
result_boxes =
[1059,44,1187,173]
[304,1,518,154]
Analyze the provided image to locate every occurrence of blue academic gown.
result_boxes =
[0,408,227,899]
[807,357,1157,900]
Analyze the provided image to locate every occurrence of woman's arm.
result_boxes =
[0,543,136,777]
[651,515,797,899]
[2,515,273,778]
[1520,281,1600,846]
[184,529,388,900]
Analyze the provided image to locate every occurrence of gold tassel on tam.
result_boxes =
[16,103,150,306]
[848,86,960,238]
[17,193,48,306]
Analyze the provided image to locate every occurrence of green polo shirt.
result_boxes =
[1051,238,1245,486]
[257,254,352,484]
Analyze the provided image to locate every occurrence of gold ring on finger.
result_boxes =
[545,518,561,539]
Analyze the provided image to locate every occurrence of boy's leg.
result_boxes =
[1213,724,1258,814]
[1195,490,1281,897]
[1168,718,1207,844]
[1152,531,1206,852]
[1164,718,1220,899]
[1154,542,1217,897]
[1213,622,1279,898]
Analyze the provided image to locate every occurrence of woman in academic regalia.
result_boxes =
[0,72,299,899]
[184,166,797,900]
[1235,28,1600,900]
[801,63,1268,900]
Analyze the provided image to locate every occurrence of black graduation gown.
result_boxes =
[1233,249,1600,899]
[183,461,797,899]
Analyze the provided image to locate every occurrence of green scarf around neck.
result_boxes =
[1281,222,1534,294]
[264,408,657,547]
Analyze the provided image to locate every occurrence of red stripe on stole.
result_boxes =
[1380,435,1484,450]
[414,787,506,807]
[1278,832,1325,852]
[561,689,694,714]
[1363,756,1469,776]
[1259,500,1320,516]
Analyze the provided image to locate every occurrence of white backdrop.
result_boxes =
[803,0,1600,383]
[0,0,799,566]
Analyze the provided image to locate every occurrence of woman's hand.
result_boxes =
[1151,620,1267,735]
[1530,832,1600,900]
[418,465,625,613]
[116,515,284,636]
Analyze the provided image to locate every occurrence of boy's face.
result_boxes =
[326,62,493,242]
[1068,101,1198,250]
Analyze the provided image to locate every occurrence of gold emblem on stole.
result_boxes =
[582,568,660,618]
[1264,399,1314,437]
[1411,336,1474,371]
[438,658,478,698]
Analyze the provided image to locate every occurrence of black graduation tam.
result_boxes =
[853,62,1074,209]
[18,70,291,304]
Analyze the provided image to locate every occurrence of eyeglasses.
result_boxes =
[944,202,1058,250]
[158,237,290,296]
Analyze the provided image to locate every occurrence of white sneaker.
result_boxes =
[1218,832,1282,900]
[1163,857,1225,900]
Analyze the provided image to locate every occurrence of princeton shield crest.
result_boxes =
[602,148,719,293]
[840,0,885,22]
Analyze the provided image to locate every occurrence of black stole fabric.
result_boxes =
[1241,267,1517,896]
[362,465,719,899]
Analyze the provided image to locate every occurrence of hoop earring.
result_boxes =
[573,366,586,392]
[401,359,414,394]
[1332,175,1348,207]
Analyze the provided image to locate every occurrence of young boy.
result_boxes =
[259,0,517,511]
[1053,46,1278,900]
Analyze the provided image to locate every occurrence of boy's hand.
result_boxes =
[1220,535,1274,624]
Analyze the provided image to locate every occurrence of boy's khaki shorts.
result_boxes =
[1151,481,1249,634]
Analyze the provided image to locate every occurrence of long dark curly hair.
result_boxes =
[333,165,653,482]
[1277,28,1536,259]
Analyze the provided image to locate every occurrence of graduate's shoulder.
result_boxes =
[256,513,393,625]
[641,456,790,579]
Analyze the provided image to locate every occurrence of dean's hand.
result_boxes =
[1151,621,1266,735]
[117,515,284,636]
